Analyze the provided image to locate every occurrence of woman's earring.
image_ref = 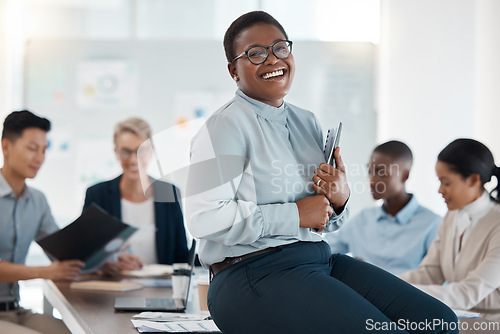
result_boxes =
[233,76,238,82]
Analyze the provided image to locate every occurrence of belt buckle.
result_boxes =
[230,256,244,265]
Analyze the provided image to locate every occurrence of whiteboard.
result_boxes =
[24,40,376,223]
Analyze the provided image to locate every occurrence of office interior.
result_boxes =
[0,0,499,317]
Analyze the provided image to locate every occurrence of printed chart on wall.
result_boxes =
[76,60,138,109]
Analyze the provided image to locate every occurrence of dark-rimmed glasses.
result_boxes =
[232,40,293,65]
[117,148,138,160]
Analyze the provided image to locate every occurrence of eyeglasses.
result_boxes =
[232,40,293,65]
[117,148,138,160]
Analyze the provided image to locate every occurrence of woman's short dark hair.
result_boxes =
[2,110,51,141]
[223,11,288,62]
[438,138,500,202]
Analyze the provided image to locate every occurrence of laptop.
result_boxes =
[114,240,196,312]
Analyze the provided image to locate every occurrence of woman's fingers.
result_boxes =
[333,147,346,172]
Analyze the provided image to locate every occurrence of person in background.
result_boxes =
[400,138,500,321]
[185,11,457,334]
[0,110,84,334]
[326,140,441,274]
[83,117,189,276]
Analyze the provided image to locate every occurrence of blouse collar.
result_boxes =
[236,89,288,124]
[461,190,495,224]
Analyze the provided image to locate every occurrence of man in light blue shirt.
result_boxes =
[0,110,83,334]
[326,140,441,275]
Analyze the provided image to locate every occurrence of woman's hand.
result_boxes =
[296,195,333,232]
[98,253,145,277]
[98,261,121,277]
[313,147,350,211]
[117,253,145,271]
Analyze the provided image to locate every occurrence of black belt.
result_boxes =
[0,301,19,312]
[210,242,300,278]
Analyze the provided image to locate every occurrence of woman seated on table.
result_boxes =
[400,139,500,321]
[83,117,189,275]
[185,10,458,334]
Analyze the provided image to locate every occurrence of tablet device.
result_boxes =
[323,122,343,167]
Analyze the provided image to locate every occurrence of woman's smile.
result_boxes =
[259,68,286,80]
[228,23,295,108]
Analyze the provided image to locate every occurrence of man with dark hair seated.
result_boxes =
[0,110,83,334]
[326,140,442,274]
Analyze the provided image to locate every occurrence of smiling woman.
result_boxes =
[185,11,458,334]
[226,22,295,107]
[82,117,189,275]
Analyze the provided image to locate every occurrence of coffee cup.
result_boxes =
[171,268,190,299]
[197,275,210,311]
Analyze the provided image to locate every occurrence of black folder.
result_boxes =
[37,203,137,272]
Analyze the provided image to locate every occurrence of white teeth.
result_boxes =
[262,69,284,79]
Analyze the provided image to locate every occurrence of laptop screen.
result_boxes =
[179,239,197,304]
[114,239,198,312]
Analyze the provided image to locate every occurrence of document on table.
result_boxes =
[121,278,172,288]
[131,319,221,333]
[122,264,173,277]
[133,312,207,321]
[70,280,143,292]
[453,309,481,318]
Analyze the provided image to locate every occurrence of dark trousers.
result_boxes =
[208,241,458,334]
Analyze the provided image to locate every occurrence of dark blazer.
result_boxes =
[83,175,189,264]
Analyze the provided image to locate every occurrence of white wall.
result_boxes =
[9,0,500,220]
[24,39,376,224]
[2,0,380,224]
[378,0,499,216]
[0,0,7,124]
[474,0,500,159]
[0,0,12,126]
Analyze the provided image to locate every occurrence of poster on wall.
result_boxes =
[46,125,72,159]
[75,139,121,204]
[76,60,138,109]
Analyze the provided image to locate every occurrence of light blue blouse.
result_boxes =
[186,90,349,266]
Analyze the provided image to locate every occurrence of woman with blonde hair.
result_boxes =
[83,117,189,275]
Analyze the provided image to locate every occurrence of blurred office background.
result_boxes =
[0,0,499,312]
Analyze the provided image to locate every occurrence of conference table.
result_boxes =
[43,277,498,334]
[42,276,204,334]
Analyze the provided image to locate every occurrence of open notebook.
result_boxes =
[70,281,143,292]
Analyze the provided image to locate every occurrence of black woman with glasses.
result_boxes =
[83,117,189,276]
[185,11,457,334]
